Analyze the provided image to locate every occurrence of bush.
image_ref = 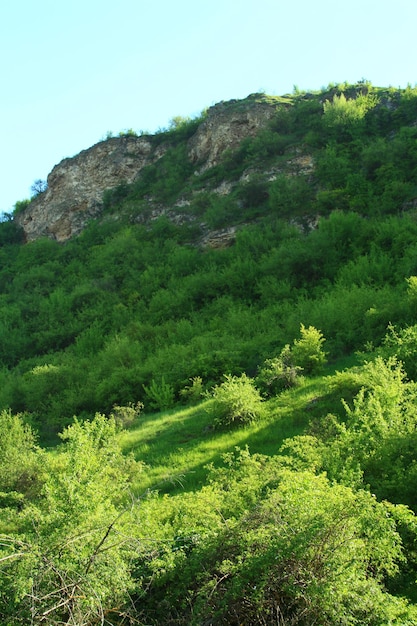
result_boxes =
[256,344,304,396]
[206,373,264,428]
[143,376,175,411]
[110,401,144,429]
[12,198,31,216]
[179,376,204,405]
[292,323,327,374]
[142,458,414,626]
[256,325,326,397]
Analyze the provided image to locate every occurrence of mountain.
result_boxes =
[2,82,417,624]
[14,83,417,248]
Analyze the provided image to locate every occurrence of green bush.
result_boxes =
[110,401,144,429]
[256,325,326,396]
[0,409,42,497]
[256,344,304,396]
[141,454,415,626]
[268,173,314,217]
[292,323,327,374]
[143,376,175,411]
[179,376,204,405]
[0,413,143,625]
[12,198,31,216]
[206,373,264,428]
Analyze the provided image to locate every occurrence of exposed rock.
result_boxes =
[199,226,237,249]
[188,97,278,171]
[265,149,315,182]
[213,181,234,196]
[287,152,315,176]
[15,95,280,243]
[16,136,164,242]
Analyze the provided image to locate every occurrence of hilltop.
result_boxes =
[15,93,280,241]
[15,83,415,245]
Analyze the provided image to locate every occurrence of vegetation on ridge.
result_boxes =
[1,82,417,623]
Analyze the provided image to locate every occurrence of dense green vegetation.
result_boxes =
[2,82,417,623]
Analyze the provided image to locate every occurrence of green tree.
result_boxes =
[0,413,142,624]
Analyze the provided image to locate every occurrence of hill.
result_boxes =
[2,81,417,624]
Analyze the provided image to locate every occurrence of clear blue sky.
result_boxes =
[1,0,416,214]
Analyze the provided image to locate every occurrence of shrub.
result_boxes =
[268,173,313,217]
[12,198,31,216]
[0,409,42,497]
[291,323,327,374]
[256,324,326,397]
[143,376,175,411]
[256,344,304,396]
[206,373,264,428]
[143,461,414,626]
[179,376,204,405]
[110,401,144,429]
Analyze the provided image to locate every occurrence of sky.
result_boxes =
[1,0,416,214]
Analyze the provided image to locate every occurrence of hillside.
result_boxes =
[2,81,417,624]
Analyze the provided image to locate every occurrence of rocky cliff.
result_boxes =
[16,136,165,242]
[16,96,279,242]
[188,98,277,170]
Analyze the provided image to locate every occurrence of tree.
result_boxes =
[30,179,47,197]
[0,413,143,624]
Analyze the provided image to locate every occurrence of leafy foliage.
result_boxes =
[179,376,204,404]
[256,325,326,396]
[2,83,417,622]
[0,409,41,499]
[137,450,415,625]
[0,413,142,624]
[143,376,175,411]
[256,344,304,395]
[292,323,327,374]
[206,373,264,428]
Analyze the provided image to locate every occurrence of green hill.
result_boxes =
[2,81,417,624]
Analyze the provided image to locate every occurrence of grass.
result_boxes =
[118,360,358,496]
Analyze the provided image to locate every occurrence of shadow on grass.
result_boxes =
[119,363,361,496]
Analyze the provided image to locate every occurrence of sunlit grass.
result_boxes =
[118,367,349,495]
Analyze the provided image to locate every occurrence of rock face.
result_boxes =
[188,98,277,171]
[16,136,163,242]
[16,96,279,242]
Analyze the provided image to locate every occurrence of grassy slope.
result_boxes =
[119,357,360,495]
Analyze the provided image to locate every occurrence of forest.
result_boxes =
[2,81,417,624]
